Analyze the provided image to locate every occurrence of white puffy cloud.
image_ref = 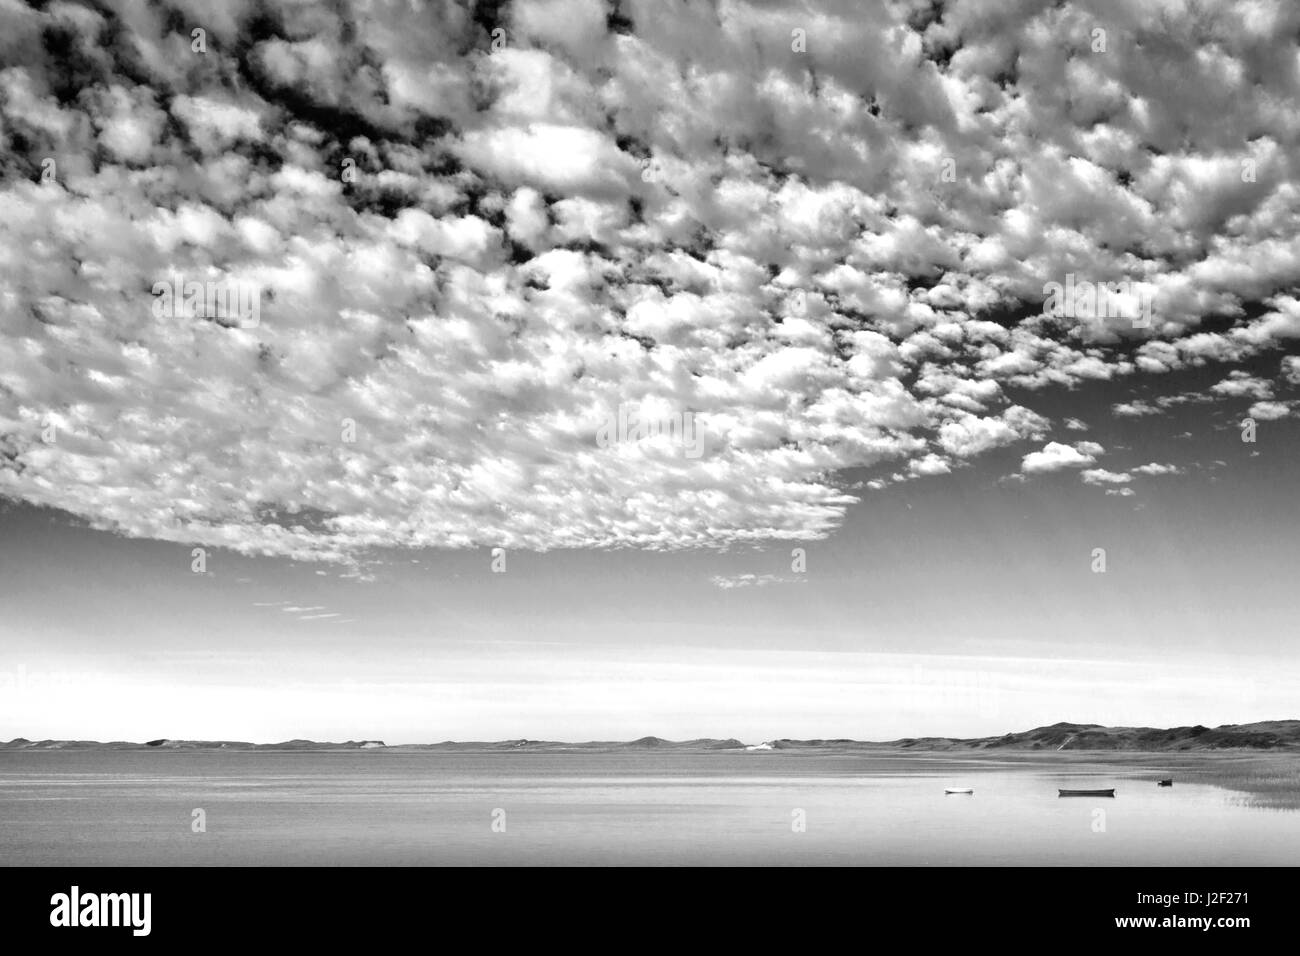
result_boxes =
[1210,372,1273,400]
[1132,463,1182,477]
[1022,441,1104,474]
[908,453,952,477]
[1079,459,1181,492]
[454,123,631,195]
[1081,468,1131,486]
[1113,400,1161,417]
[1248,401,1293,421]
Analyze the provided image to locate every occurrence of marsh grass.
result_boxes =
[1199,759,1300,810]
[964,750,1300,810]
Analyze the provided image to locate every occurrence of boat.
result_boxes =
[1157,779,1173,787]
[1058,788,1115,797]
[944,787,974,794]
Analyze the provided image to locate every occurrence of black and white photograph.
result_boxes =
[0,0,1295,939]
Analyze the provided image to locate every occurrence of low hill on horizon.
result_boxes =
[801,720,1300,752]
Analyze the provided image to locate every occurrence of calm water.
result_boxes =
[2,751,1297,865]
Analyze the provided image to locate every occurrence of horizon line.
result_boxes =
[6,717,1298,749]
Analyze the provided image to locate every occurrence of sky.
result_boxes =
[0,0,1298,743]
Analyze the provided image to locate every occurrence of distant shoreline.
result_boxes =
[5,720,1300,753]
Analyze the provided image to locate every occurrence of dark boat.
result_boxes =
[1157,779,1173,787]
[1058,788,1115,797]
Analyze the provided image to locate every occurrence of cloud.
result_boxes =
[709,573,805,590]
[2,1,1300,562]
[936,407,1048,458]
[1248,401,1293,421]
[1131,463,1182,476]
[1082,460,1184,489]
[1210,372,1273,400]
[1282,356,1300,386]
[1081,468,1131,486]
[908,453,951,477]
[1113,401,1162,417]
[253,600,348,623]
[1022,441,1104,474]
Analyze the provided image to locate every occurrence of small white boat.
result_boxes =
[944,787,974,795]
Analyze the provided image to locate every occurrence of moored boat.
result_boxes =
[1157,779,1173,787]
[944,787,974,794]
[1058,788,1115,797]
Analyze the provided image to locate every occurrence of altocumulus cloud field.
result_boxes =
[2,0,1297,572]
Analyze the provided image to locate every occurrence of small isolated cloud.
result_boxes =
[1113,401,1162,417]
[1132,463,1183,476]
[908,454,952,477]
[1081,468,1132,486]
[1248,401,1292,421]
[709,574,805,590]
[1022,441,1104,474]
[1106,487,1137,497]
[253,600,348,623]
[1064,418,1089,431]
